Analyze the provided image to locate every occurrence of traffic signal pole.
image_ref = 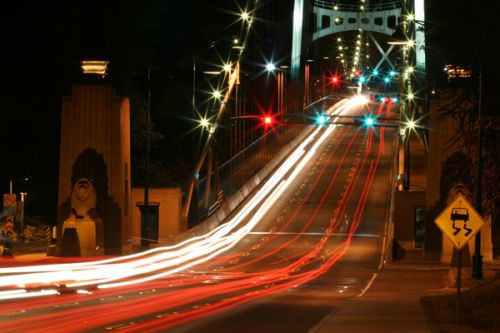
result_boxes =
[472,71,483,279]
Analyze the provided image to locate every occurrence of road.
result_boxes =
[0,97,397,332]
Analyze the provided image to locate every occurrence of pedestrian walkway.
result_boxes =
[310,260,450,333]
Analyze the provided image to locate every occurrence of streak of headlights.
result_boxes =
[0,96,367,299]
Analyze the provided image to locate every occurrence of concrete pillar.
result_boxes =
[57,84,131,255]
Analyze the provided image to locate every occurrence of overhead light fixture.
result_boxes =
[80,60,109,76]
[223,63,232,72]
[241,11,250,22]
[266,62,276,72]
[212,90,222,99]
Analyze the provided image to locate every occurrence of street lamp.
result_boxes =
[200,117,210,129]
[266,62,276,73]
[212,89,222,100]
[144,66,152,240]
[240,11,250,22]
[388,24,415,191]
[223,63,232,73]
[143,65,170,240]
[8,155,30,237]
[402,119,417,190]
[472,70,484,279]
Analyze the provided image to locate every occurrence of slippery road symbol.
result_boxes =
[435,194,485,250]
[451,208,472,236]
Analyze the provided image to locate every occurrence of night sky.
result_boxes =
[0,0,496,224]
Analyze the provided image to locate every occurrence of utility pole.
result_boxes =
[144,66,151,244]
[472,70,483,279]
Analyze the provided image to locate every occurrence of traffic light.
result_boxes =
[330,75,340,85]
[391,96,399,103]
[363,116,376,127]
[315,114,328,126]
[264,116,273,125]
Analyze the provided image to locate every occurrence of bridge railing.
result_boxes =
[314,0,401,11]
[196,95,346,220]
[196,122,303,220]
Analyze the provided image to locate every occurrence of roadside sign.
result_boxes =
[434,194,484,250]
[3,194,17,216]
[4,215,16,240]
[3,194,16,207]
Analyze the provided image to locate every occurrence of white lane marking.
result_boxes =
[379,132,399,269]
[358,273,378,297]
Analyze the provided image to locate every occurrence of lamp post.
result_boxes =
[472,70,483,279]
[403,119,416,190]
[387,32,415,191]
[189,39,237,224]
[182,6,254,222]
[8,155,30,237]
[143,66,151,245]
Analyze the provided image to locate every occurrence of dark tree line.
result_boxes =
[426,0,499,216]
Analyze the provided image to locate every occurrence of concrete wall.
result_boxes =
[426,90,493,262]
[131,188,184,248]
[57,84,131,255]
[394,190,426,250]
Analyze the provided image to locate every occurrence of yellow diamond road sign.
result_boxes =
[434,194,485,250]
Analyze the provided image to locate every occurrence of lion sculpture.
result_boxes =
[71,178,97,219]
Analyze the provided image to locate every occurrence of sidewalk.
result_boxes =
[309,125,500,332]
[310,257,499,333]
[1,241,49,263]
[310,258,451,333]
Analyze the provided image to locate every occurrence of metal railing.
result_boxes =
[195,96,343,220]
[196,123,301,220]
[314,0,401,11]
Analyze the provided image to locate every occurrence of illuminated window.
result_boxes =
[446,64,471,78]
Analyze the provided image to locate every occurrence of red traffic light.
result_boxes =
[264,116,272,124]
[331,75,339,84]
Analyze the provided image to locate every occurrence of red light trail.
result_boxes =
[0,98,395,333]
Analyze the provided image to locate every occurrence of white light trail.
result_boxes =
[0,96,367,292]
[0,289,58,301]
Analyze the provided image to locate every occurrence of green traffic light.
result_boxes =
[364,116,375,127]
[316,114,327,125]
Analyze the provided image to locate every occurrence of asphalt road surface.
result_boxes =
[0,98,397,332]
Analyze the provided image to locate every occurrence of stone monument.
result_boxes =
[57,76,132,255]
[60,178,104,256]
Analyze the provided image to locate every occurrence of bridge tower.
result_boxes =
[291,0,426,107]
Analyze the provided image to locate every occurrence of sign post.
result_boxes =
[3,194,17,241]
[456,248,462,324]
[434,194,485,324]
